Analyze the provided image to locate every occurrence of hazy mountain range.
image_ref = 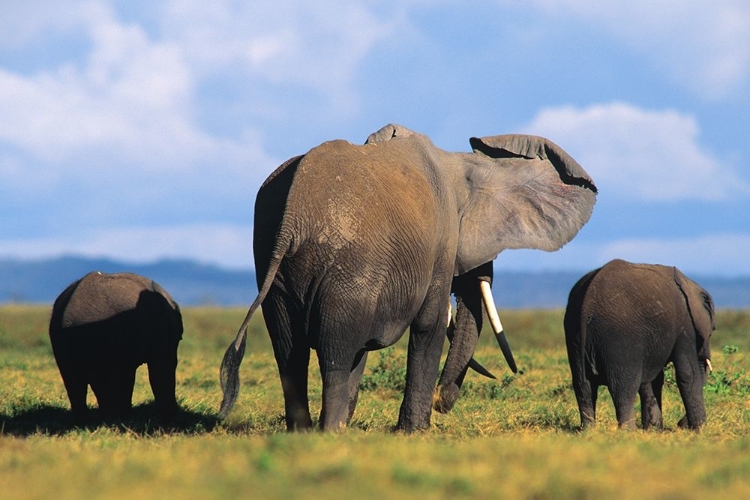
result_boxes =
[1,256,749,309]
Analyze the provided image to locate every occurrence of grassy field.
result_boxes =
[1,305,748,499]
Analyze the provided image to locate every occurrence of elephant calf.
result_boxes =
[564,259,715,430]
[49,271,183,423]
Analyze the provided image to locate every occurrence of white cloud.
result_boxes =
[521,102,749,201]
[0,1,277,201]
[0,224,255,269]
[512,0,750,99]
[159,0,400,114]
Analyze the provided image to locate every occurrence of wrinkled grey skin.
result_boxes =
[564,259,715,430]
[221,123,597,432]
[49,272,183,423]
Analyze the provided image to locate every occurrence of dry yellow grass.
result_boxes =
[1,305,748,499]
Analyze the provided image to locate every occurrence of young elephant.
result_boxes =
[564,259,715,430]
[49,271,183,423]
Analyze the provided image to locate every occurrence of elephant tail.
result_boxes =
[219,242,288,420]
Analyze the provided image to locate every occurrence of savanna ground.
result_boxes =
[1,305,748,499]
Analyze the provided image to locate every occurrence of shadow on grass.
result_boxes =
[0,402,220,437]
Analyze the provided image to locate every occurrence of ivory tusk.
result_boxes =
[480,281,503,334]
[447,302,453,328]
[705,359,713,373]
[480,280,518,374]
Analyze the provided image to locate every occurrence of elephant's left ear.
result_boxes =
[674,268,715,355]
[469,135,597,189]
[455,135,598,274]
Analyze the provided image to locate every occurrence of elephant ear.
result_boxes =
[455,134,598,274]
[673,268,715,359]
[364,123,416,144]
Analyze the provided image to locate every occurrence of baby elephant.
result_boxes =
[564,259,715,430]
[49,271,183,423]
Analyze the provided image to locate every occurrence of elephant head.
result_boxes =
[367,124,598,412]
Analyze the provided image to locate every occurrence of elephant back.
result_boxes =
[57,272,151,328]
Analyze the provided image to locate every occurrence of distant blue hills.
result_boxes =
[1,256,749,309]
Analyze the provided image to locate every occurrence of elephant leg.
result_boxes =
[318,361,351,431]
[397,288,449,432]
[91,365,136,418]
[673,354,707,430]
[62,372,89,424]
[572,378,598,430]
[639,371,664,430]
[347,350,368,423]
[56,358,88,423]
[265,291,313,431]
[278,346,312,431]
[148,360,178,420]
[609,379,639,430]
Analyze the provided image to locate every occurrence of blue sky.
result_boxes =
[1,1,749,276]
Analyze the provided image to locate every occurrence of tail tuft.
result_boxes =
[219,333,247,419]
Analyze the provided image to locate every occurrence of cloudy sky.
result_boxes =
[1,1,749,276]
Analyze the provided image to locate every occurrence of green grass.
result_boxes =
[1,305,749,499]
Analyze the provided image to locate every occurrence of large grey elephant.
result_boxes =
[564,259,715,430]
[221,123,597,432]
[49,271,183,423]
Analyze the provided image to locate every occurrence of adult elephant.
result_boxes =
[221,123,597,432]
[564,259,715,430]
[49,271,183,423]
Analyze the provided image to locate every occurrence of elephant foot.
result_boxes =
[395,410,431,433]
[157,401,180,422]
[433,383,459,414]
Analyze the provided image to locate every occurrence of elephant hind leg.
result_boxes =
[61,373,88,424]
[91,366,136,418]
[347,350,368,424]
[639,371,664,430]
[264,290,313,431]
[279,348,313,431]
[572,377,598,429]
[397,287,450,432]
[609,381,639,430]
[148,361,178,420]
[318,364,351,431]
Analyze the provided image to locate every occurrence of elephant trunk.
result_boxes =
[434,283,483,414]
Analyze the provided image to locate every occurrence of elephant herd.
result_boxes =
[48,124,715,432]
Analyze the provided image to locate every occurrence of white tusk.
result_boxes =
[447,302,453,328]
[480,281,503,334]
[705,359,713,373]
